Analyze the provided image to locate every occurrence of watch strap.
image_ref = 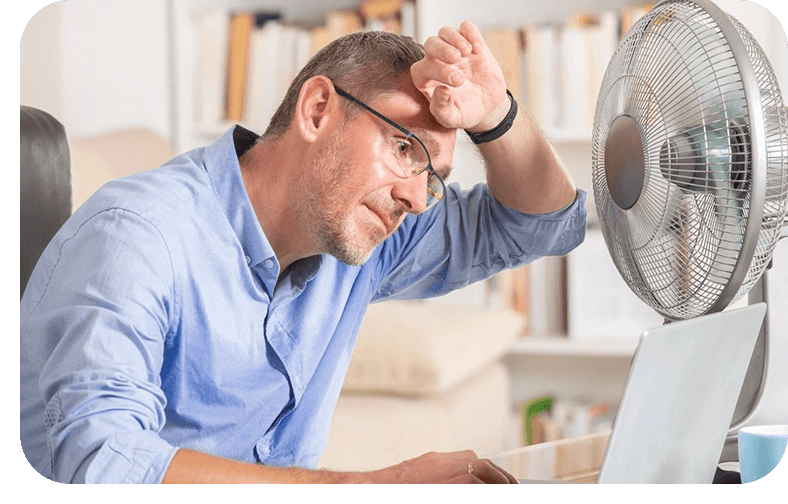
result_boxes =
[465,90,517,144]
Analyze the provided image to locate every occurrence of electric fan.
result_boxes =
[591,0,788,465]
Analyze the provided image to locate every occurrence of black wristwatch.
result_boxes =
[465,90,518,144]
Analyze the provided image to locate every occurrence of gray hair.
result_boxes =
[262,30,425,139]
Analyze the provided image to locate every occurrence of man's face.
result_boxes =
[301,85,456,266]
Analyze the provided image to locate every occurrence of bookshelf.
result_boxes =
[168,0,787,410]
[20,0,786,457]
[170,0,418,153]
[168,0,654,358]
[170,0,647,150]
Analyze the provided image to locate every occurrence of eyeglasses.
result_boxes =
[333,85,446,211]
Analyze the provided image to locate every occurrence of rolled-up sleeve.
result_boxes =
[23,208,179,483]
[372,183,587,300]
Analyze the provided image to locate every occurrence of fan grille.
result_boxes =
[592,0,787,320]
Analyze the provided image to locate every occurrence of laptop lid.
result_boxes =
[596,303,767,483]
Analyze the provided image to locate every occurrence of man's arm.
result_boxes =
[162,449,355,483]
[471,95,577,214]
[163,448,517,483]
[411,21,577,214]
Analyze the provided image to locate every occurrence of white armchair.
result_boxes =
[319,300,524,471]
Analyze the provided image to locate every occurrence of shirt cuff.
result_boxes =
[83,431,179,484]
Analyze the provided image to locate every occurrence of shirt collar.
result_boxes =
[202,126,275,270]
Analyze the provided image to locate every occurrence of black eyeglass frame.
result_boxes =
[333,85,446,209]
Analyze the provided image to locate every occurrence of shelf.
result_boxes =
[544,127,593,143]
[506,336,638,358]
[192,124,593,144]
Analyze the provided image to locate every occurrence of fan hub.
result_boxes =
[605,114,645,210]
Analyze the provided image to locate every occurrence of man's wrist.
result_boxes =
[466,92,512,134]
[465,90,517,144]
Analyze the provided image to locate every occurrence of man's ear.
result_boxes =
[295,76,337,143]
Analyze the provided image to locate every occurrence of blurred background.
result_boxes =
[19,0,788,475]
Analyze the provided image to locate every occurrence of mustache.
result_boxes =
[369,198,406,233]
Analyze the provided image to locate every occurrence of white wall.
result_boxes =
[417,0,639,42]
[19,0,788,145]
[20,0,172,142]
[716,0,788,87]
[19,1,62,120]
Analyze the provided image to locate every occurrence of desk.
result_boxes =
[485,430,610,482]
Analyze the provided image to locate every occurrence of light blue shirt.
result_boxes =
[20,126,587,483]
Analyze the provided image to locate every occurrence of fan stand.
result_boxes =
[594,0,788,471]
[720,234,788,465]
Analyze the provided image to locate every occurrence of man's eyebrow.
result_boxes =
[410,128,452,180]
[411,128,441,158]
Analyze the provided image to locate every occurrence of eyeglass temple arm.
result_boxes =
[333,85,439,179]
[333,86,413,137]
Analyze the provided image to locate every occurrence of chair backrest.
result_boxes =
[20,106,72,298]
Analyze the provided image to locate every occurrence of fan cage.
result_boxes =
[591,0,788,320]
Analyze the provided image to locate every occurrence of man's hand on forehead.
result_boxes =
[410,21,508,131]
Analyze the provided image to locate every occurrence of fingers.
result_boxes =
[451,450,516,484]
[488,459,519,484]
[374,450,516,483]
[411,56,464,88]
[458,20,485,54]
[418,21,484,88]
[438,26,473,57]
[409,20,502,129]
[468,458,518,484]
[423,25,470,62]
[428,22,482,59]
[416,32,469,89]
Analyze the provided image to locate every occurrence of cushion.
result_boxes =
[70,128,174,211]
[342,300,525,395]
[320,362,516,471]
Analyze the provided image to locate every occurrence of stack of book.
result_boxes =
[483,3,654,136]
[193,0,416,134]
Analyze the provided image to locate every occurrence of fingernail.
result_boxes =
[451,73,463,85]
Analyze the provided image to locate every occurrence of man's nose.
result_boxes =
[391,172,428,214]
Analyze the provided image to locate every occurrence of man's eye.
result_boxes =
[395,140,411,157]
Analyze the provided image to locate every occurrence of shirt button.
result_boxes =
[294,376,301,386]
[245,255,251,265]
[264,259,275,269]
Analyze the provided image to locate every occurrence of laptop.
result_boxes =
[517,302,767,484]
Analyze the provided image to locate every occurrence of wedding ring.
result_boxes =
[468,462,474,475]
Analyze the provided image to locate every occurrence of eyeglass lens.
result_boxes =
[334,85,445,208]
[387,136,444,206]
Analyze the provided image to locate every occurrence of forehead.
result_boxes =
[367,88,456,165]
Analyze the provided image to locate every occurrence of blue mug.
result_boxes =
[738,425,788,483]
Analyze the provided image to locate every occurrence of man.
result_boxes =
[20,21,585,483]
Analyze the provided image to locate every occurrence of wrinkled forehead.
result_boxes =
[369,85,456,166]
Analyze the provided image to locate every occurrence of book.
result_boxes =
[244,18,283,131]
[484,27,523,105]
[360,0,417,36]
[359,0,403,20]
[560,17,588,130]
[244,14,312,132]
[195,9,230,126]
[522,23,560,129]
[225,12,254,122]
[560,13,600,131]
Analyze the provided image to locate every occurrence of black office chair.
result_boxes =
[20,106,73,299]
